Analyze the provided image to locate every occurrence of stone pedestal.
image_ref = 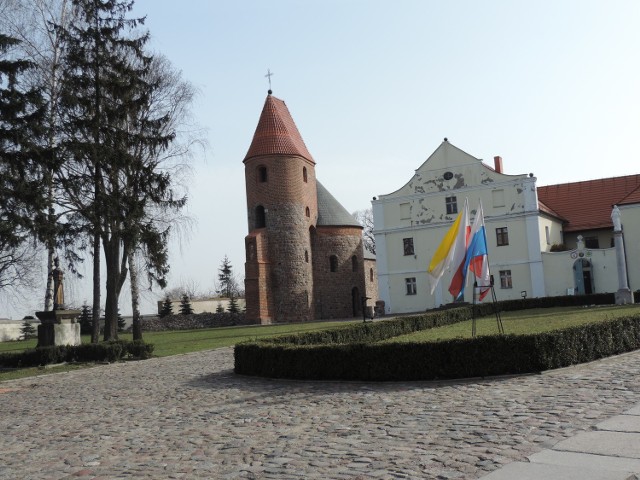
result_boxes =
[35,310,81,347]
[615,289,634,305]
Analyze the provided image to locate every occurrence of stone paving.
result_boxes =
[1,347,640,479]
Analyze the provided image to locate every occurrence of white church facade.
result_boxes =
[373,139,639,314]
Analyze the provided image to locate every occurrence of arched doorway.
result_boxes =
[351,287,361,317]
[573,258,594,295]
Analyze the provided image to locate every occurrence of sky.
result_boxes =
[2,0,640,319]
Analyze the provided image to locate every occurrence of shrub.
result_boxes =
[235,295,640,381]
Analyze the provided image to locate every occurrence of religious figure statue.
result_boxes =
[52,257,65,310]
[611,205,622,232]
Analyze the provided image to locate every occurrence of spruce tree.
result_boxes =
[79,303,93,335]
[56,0,179,340]
[215,302,224,313]
[117,309,126,332]
[20,319,37,340]
[0,33,47,294]
[227,296,240,314]
[159,296,173,317]
[179,294,194,315]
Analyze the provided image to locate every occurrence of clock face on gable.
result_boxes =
[443,171,453,180]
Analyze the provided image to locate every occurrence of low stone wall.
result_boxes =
[140,312,254,332]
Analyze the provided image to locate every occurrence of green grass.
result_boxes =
[0,320,357,382]
[383,304,640,343]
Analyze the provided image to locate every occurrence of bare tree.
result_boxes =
[353,208,376,255]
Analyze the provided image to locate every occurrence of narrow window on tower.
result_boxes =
[305,250,309,263]
[329,255,338,272]
[352,255,358,272]
[370,268,374,282]
[303,166,308,183]
[305,206,310,217]
[255,205,266,228]
[258,166,267,183]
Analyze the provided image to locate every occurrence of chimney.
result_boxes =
[493,156,503,174]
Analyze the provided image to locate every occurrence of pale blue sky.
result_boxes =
[4,0,640,318]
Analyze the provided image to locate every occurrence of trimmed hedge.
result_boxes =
[235,295,640,381]
[0,340,154,369]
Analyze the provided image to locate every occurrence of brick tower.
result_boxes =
[243,92,371,324]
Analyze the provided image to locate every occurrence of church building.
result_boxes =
[373,139,639,314]
[243,92,377,324]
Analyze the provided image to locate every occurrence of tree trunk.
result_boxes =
[91,230,100,343]
[128,250,142,341]
[103,237,120,341]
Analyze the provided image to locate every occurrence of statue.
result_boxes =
[52,257,65,310]
[611,205,622,232]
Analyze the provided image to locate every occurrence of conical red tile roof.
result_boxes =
[243,94,314,164]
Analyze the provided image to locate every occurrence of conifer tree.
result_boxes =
[0,33,47,295]
[215,302,224,313]
[55,0,180,340]
[79,303,93,335]
[20,318,37,339]
[227,296,240,314]
[217,255,239,299]
[159,296,173,317]
[179,294,194,315]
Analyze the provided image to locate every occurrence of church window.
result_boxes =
[496,227,509,246]
[445,196,457,215]
[305,206,310,217]
[499,270,512,289]
[303,166,308,183]
[352,255,358,272]
[403,237,414,256]
[330,255,338,272]
[405,277,417,295]
[585,236,599,249]
[258,166,267,183]
[255,205,266,228]
[370,268,374,282]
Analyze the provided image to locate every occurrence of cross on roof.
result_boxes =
[265,69,274,93]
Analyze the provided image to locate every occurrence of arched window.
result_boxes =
[305,250,309,263]
[255,205,266,228]
[370,268,374,282]
[329,255,338,272]
[352,255,358,272]
[258,166,267,183]
[303,166,308,183]
[305,206,310,217]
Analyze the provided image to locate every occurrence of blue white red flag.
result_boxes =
[464,201,491,301]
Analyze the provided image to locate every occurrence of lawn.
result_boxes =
[383,304,640,343]
[0,320,357,382]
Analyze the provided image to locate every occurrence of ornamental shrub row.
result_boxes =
[0,340,154,368]
[234,294,640,381]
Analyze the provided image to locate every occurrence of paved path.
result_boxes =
[1,347,640,479]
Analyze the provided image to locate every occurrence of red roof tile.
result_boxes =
[537,174,640,231]
[243,94,314,163]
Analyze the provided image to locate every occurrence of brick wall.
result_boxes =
[312,226,366,319]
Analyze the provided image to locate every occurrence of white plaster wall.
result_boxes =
[619,204,640,292]
[541,249,618,296]
[0,320,39,342]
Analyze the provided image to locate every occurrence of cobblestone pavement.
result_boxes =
[1,347,640,480]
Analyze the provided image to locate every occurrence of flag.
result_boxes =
[464,200,491,301]
[427,198,470,294]
[448,199,471,299]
